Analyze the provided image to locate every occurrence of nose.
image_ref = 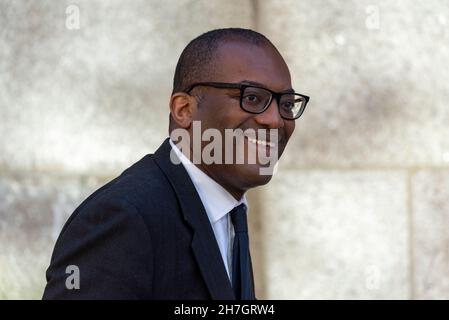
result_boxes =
[253,97,284,129]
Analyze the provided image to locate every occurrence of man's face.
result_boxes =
[191,41,295,199]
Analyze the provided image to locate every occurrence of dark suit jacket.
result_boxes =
[43,138,242,299]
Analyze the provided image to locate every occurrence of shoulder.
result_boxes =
[61,154,181,236]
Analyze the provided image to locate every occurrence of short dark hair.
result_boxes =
[172,28,275,95]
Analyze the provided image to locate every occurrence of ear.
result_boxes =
[169,93,196,129]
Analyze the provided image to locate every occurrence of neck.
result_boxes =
[196,163,246,201]
[176,141,246,201]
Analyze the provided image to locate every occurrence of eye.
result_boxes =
[281,100,295,109]
[243,94,260,104]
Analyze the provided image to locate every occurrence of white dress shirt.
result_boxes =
[169,139,248,281]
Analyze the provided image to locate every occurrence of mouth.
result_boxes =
[230,128,283,163]
[244,134,280,161]
[246,137,276,148]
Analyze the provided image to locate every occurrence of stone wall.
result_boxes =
[1,0,448,299]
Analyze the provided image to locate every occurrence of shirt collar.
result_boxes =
[169,139,248,224]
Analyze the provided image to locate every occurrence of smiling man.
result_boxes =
[43,28,309,300]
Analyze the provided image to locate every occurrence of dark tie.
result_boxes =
[230,203,255,300]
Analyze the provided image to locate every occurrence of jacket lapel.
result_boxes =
[153,138,235,300]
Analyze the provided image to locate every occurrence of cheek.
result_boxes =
[285,121,295,140]
[195,98,221,127]
[199,97,247,131]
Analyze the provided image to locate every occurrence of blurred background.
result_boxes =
[1,0,449,299]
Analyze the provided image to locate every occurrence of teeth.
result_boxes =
[247,137,275,148]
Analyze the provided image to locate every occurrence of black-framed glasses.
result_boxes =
[183,82,310,120]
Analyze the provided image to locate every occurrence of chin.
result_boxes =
[238,163,274,189]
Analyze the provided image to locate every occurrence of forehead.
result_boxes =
[212,41,292,91]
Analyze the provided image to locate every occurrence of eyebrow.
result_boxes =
[239,79,295,93]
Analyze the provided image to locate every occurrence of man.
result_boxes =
[43,28,309,299]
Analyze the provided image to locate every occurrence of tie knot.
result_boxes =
[230,203,248,233]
